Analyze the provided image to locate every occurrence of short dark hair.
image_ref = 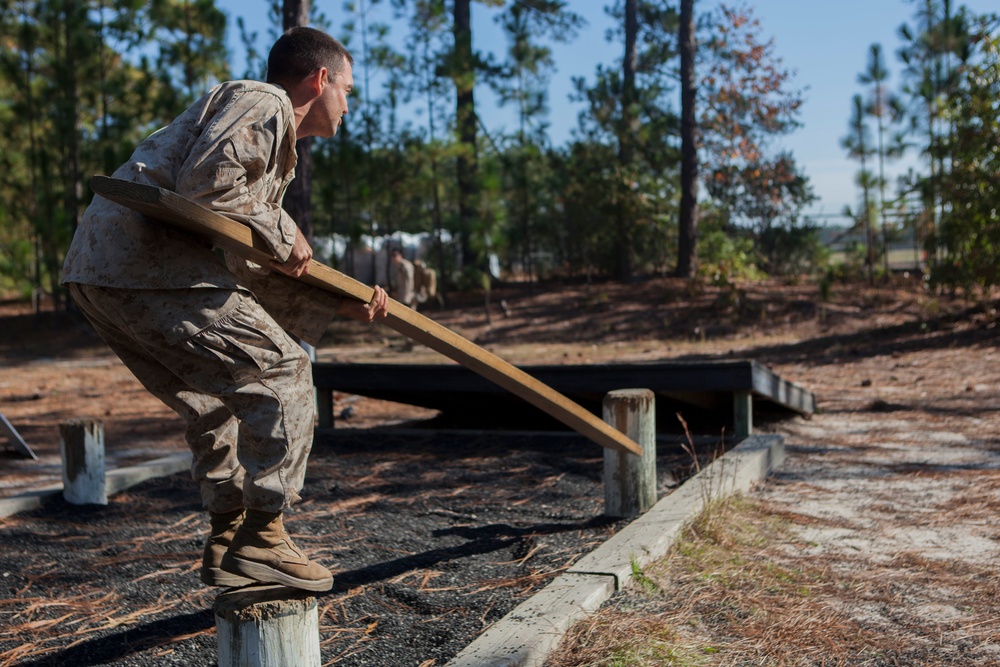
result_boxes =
[266,27,353,87]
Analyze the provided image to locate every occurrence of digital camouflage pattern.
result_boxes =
[70,284,314,513]
[64,81,300,293]
[62,81,331,513]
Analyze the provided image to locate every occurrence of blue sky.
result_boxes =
[214,0,997,223]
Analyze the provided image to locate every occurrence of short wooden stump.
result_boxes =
[59,419,107,505]
[215,585,321,667]
[602,389,657,518]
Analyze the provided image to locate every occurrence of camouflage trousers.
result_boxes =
[69,283,315,513]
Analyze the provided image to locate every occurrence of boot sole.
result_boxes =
[224,556,333,592]
[201,566,255,588]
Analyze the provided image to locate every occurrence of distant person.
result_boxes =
[61,27,388,593]
[390,247,416,309]
[413,258,441,308]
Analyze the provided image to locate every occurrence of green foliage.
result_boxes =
[759,223,829,276]
[825,242,870,283]
[0,0,837,300]
[0,217,34,295]
[630,558,661,596]
[927,24,1000,294]
[0,0,229,301]
[701,6,809,227]
[148,0,230,107]
[544,139,660,280]
[694,212,765,284]
[572,1,682,279]
[697,229,764,285]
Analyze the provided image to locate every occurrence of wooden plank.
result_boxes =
[0,412,37,460]
[89,176,642,456]
[0,452,191,520]
[750,362,816,415]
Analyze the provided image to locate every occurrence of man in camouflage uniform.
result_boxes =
[61,28,387,592]
[389,248,416,310]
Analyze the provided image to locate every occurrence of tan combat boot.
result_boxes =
[201,509,255,588]
[220,509,333,592]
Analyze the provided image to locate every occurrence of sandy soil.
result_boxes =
[2,277,998,665]
[548,279,1000,666]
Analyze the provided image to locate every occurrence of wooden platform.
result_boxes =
[313,359,815,438]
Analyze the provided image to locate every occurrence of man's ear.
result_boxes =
[308,67,327,96]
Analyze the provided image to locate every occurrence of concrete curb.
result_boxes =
[446,433,785,667]
[0,452,192,519]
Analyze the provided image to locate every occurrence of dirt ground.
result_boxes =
[548,279,1000,666]
[2,276,999,665]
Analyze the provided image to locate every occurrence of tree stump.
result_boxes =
[215,585,321,667]
[602,389,657,518]
[59,419,107,505]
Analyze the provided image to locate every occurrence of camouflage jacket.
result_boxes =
[62,80,340,344]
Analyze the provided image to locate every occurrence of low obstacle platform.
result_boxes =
[314,359,815,438]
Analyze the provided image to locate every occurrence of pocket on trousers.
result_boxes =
[188,295,286,385]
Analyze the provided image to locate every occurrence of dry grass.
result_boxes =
[547,495,1000,666]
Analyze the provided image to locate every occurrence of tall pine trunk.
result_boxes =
[282,0,313,243]
[675,0,698,278]
[453,0,479,271]
[51,0,87,309]
[616,0,637,282]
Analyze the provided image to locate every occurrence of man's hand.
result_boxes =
[271,228,313,277]
[337,285,389,323]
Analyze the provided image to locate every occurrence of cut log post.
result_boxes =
[59,419,107,505]
[602,390,657,518]
[215,585,321,667]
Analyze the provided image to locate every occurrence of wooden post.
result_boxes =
[215,585,321,667]
[733,390,753,439]
[59,419,107,505]
[316,387,334,429]
[602,389,657,518]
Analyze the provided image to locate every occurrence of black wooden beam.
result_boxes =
[313,360,815,418]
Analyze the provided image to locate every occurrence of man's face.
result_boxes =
[321,62,354,137]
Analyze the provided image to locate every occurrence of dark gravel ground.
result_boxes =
[0,428,699,667]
